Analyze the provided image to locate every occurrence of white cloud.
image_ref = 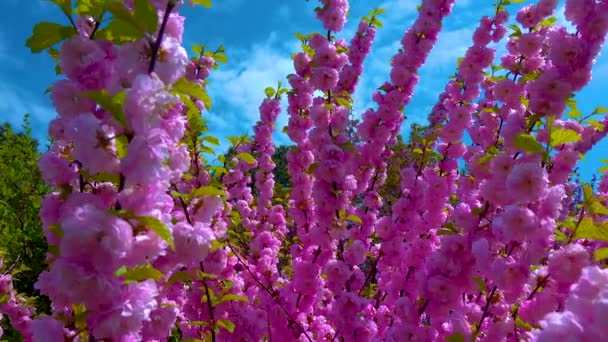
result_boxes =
[202,32,296,149]
[0,80,55,143]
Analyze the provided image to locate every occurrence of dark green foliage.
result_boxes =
[0,115,51,315]
[272,145,291,189]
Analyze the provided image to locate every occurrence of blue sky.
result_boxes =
[0,0,606,181]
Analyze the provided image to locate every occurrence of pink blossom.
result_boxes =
[506,162,549,204]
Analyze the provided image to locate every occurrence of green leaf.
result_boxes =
[594,247,608,261]
[567,108,582,119]
[592,106,608,115]
[48,224,63,239]
[47,0,72,14]
[228,136,241,146]
[191,185,226,198]
[550,128,581,147]
[75,0,106,17]
[215,294,249,306]
[0,294,10,305]
[210,166,228,176]
[236,152,256,165]
[590,201,608,215]
[336,97,352,109]
[115,263,165,283]
[216,319,235,333]
[516,316,534,330]
[582,184,594,208]
[446,333,465,342]
[115,134,129,158]
[345,214,363,224]
[264,87,276,98]
[133,216,175,249]
[203,135,220,146]
[166,271,194,286]
[173,78,212,110]
[574,218,608,241]
[555,228,569,243]
[88,172,120,184]
[26,22,75,53]
[186,321,209,327]
[588,119,605,131]
[513,133,545,156]
[472,276,486,295]
[192,43,203,56]
[82,90,127,127]
[537,16,557,27]
[507,24,522,38]
[96,18,141,43]
[191,0,212,7]
[133,0,158,33]
[213,53,227,64]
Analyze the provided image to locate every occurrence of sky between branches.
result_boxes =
[0,0,606,180]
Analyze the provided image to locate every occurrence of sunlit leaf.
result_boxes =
[115,264,165,283]
[26,22,75,53]
[236,152,256,165]
[550,128,581,147]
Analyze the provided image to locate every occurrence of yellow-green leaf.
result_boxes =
[173,78,212,109]
[265,87,275,98]
[550,128,581,147]
[75,0,105,17]
[215,294,249,306]
[513,133,545,155]
[166,271,194,286]
[446,333,465,342]
[47,0,72,14]
[82,90,127,127]
[96,19,141,43]
[590,201,608,215]
[592,106,608,115]
[216,319,235,333]
[191,0,212,7]
[191,185,226,197]
[203,135,220,146]
[594,247,608,261]
[115,264,165,283]
[336,97,351,109]
[133,0,158,33]
[588,119,605,131]
[213,52,227,64]
[346,214,363,224]
[115,134,129,158]
[26,22,75,53]
[48,224,63,239]
[236,152,256,165]
[134,216,175,249]
[574,218,608,241]
[583,184,594,208]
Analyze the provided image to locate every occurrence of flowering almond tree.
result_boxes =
[1,0,608,341]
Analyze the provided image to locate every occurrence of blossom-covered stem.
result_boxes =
[474,285,497,336]
[149,1,176,74]
[199,262,216,342]
[226,242,314,341]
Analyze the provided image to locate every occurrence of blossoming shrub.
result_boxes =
[2,0,608,340]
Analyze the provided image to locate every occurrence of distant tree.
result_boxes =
[377,123,440,215]
[0,114,50,317]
